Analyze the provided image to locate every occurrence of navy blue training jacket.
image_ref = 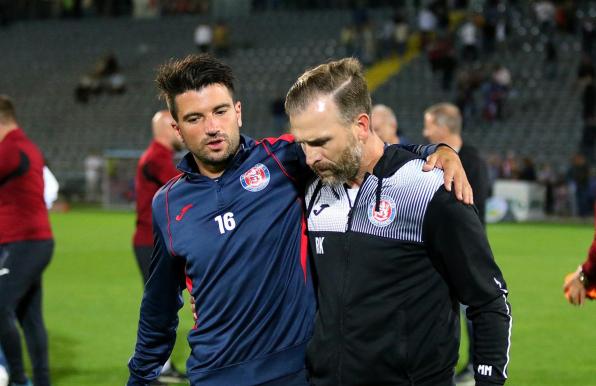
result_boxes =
[127,134,436,386]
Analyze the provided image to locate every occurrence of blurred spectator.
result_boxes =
[84,152,104,202]
[194,22,212,53]
[393,9,409,56]
[427,32,457,91]
[534,0,555,34]
[459,16,479,62]
[553,177,573,216]
[537,163,557,214]
[132,0,159,19]
[75,53,126,103]
[213,20,230,57]
[418,7,437,49]
[519,157,537,181]
[482,64,511,121]
[495,13,508,52]
[568,153,592,217]
[501,151,519,179]
[544,38,558,80]
[455,67,483,123]
[486,153,502,194]
[360,22,376,65]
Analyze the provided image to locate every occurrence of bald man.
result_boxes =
[133,110,183,282]
[371,104,402,144]
[422,103,490,386]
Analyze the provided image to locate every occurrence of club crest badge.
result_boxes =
[240,163,270,192]
[368,195,397,227]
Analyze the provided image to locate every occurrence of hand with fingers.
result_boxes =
[422,145,474,205]
[564,269,588,306]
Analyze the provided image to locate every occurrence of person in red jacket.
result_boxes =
[133,110,182,283]
[133,110,185,384]
[0,95,53,386]
[564,204,596,305]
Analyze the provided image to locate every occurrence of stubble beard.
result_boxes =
[192,132,241,170]
[316,139,362,186]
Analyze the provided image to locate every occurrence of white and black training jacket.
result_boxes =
[304,145,512,386]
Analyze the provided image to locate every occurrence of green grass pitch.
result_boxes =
[36,209,596,385]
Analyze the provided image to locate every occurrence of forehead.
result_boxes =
[289,95,344,140]
[174,84,234,112]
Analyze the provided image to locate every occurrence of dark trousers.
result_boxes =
[133,245,152,285]
[0,239,53,386]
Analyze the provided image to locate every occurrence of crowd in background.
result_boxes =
[3,0,596,219]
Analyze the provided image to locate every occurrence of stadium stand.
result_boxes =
[0,2,594,201]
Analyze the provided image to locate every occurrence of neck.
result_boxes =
[0,124,17,142]
[348,134,384,187]
[154,136,173,150]
[441,135,462,152]
[194,156,227,179]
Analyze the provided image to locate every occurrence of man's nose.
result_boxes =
[204,116,220,135]
[304,146,321,167]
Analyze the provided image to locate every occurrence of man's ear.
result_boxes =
[235,101,242,128]
[355,113,370,142]
[172,122,184,143]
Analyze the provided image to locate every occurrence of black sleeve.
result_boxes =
[461,156,490,226]
[422,187,511,386]
[0,151,29,186]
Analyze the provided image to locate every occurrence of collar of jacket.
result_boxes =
[370,144,423,212]
[176,134,255,181]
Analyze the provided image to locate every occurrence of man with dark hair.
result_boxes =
[286,58,511,386]
[132,110,186,385]
[0,95,54,386]
[127,54,471,386]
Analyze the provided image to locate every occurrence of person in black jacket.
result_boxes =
[423,103,489,224]
[423,102,491,385]
[285,57,511,386]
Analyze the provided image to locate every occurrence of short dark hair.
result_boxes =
[0,95,16,124]
[156,54,235,121]
[285,57,371,126]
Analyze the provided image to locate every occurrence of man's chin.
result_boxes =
[318,172,345,186]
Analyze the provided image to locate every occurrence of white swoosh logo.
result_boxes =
[0,268,10,276]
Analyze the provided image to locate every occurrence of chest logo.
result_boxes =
[367,195,397,227]
[240,163,270,192]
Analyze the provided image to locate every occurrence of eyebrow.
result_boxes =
[298,136,332,146]
[181,103,232,121]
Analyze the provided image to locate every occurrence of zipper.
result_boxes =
[337,173,369,385]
